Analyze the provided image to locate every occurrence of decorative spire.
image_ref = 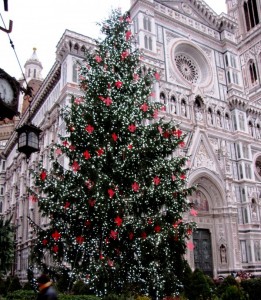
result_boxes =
[30,47,39,61]
[24,48,43,80]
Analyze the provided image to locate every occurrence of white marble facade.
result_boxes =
[3,0,261,280]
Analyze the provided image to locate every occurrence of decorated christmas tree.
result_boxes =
[30,9,195,299]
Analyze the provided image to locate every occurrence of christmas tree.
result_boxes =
[30,9,195,299]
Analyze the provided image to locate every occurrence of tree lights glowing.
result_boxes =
[30,9,195,299]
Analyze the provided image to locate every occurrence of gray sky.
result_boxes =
[0,0,227,79]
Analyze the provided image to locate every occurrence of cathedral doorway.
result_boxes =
[193,229,213,277]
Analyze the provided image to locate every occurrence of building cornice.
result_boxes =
[56,29,96,64]
[155,0,237,33]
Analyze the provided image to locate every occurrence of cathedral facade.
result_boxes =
[2,0,261,280]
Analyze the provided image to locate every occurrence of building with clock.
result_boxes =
[0,49,43,217]
[2,0,261,280]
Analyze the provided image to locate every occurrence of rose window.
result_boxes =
[170,40,213,87]
[175,54,199,83]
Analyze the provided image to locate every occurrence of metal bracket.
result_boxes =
[0,19,13,33]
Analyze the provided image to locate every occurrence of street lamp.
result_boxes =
[16,123,41,159]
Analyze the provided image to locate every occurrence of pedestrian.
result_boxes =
[37,274,58,300]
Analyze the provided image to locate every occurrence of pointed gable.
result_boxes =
[188,130,222,176]
[156,0,236,32]
[194,142,217,172]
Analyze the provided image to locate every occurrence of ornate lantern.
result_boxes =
[16,123,41,159]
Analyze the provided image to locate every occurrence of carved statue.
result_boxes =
[220,244,227,264]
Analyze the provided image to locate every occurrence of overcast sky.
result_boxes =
[0,0,227,79]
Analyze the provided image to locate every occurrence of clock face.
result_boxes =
[0,78,14,105]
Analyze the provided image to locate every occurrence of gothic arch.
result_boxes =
[189,170,226,208]
[160,91,167,102]
[256,123,261,139]
[74,43,79,53]
[143,15,152,32]
[180,98,187,117]
[194,95,204,107]
[179,94,188,103]
[248,120,254,136]
[159,91,167,109]
[207,107,214,125]
[224,110,231,118]
[194,96,204,122]
[80,46,86,53]
[224,112,231,130]
[169,94,177,114]
[216,110,222,127]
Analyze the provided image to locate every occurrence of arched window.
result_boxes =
[181,99,187,117]
[225,113,230,130]
[216,111,222,127]
[81,46,86,54]
[170,96,177,114]
[249,60,258,83]
[69,41,73,51]
[143,16,152,32]
[74,43,79,53]
[244,1,251,31]
[249,121,254,136]
[72,63,78,83]
[194,97,203,121]
[160,92,166,105]
[207,108,213,125]
[33,69,36,78]
[194,96,202,108]
[28,68,31,78]
[144,36,152,50]
[244,0,259,31]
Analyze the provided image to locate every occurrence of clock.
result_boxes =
[0,78,14,105]
[0,68,20,120]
